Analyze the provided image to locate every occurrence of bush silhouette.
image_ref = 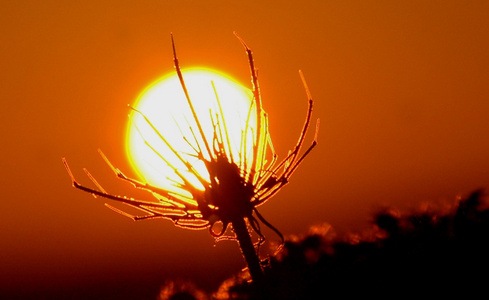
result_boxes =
[218,190,489,299]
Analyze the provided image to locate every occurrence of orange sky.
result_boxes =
[1,0,488,297]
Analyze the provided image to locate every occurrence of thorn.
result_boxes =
[299,70,313,101]
[62,157,76,186]
[104,203,137,220]
[314,119,320,143]
[234,31,251,51]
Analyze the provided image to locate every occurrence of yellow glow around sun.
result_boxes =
[126,68,255,194]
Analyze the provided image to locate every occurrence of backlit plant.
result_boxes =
[63,33,319,290]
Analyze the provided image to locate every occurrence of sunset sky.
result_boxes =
[1,1,488,298]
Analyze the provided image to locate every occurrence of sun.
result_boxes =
[126,68,256,194]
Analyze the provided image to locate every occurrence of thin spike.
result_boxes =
[171,34,213,159]
[83,168,107,194]
[212,81,234,163]
[234,32,263,181]
[130,106,209,187]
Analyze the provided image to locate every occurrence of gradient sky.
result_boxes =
[1,0,488,298]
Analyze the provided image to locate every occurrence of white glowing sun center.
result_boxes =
[126,68,255,194]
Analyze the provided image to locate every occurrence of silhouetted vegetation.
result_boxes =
[210,190,489,299]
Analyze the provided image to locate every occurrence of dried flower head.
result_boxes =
[62,33,318,285]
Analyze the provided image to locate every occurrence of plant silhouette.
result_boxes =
[62,33,318,295]
[218,190,489,299]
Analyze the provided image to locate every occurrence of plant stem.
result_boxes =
[232,217,265,288]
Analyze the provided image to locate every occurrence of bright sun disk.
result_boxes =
[126,68,256,195]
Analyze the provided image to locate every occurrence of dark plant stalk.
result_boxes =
[231,217,265,289]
